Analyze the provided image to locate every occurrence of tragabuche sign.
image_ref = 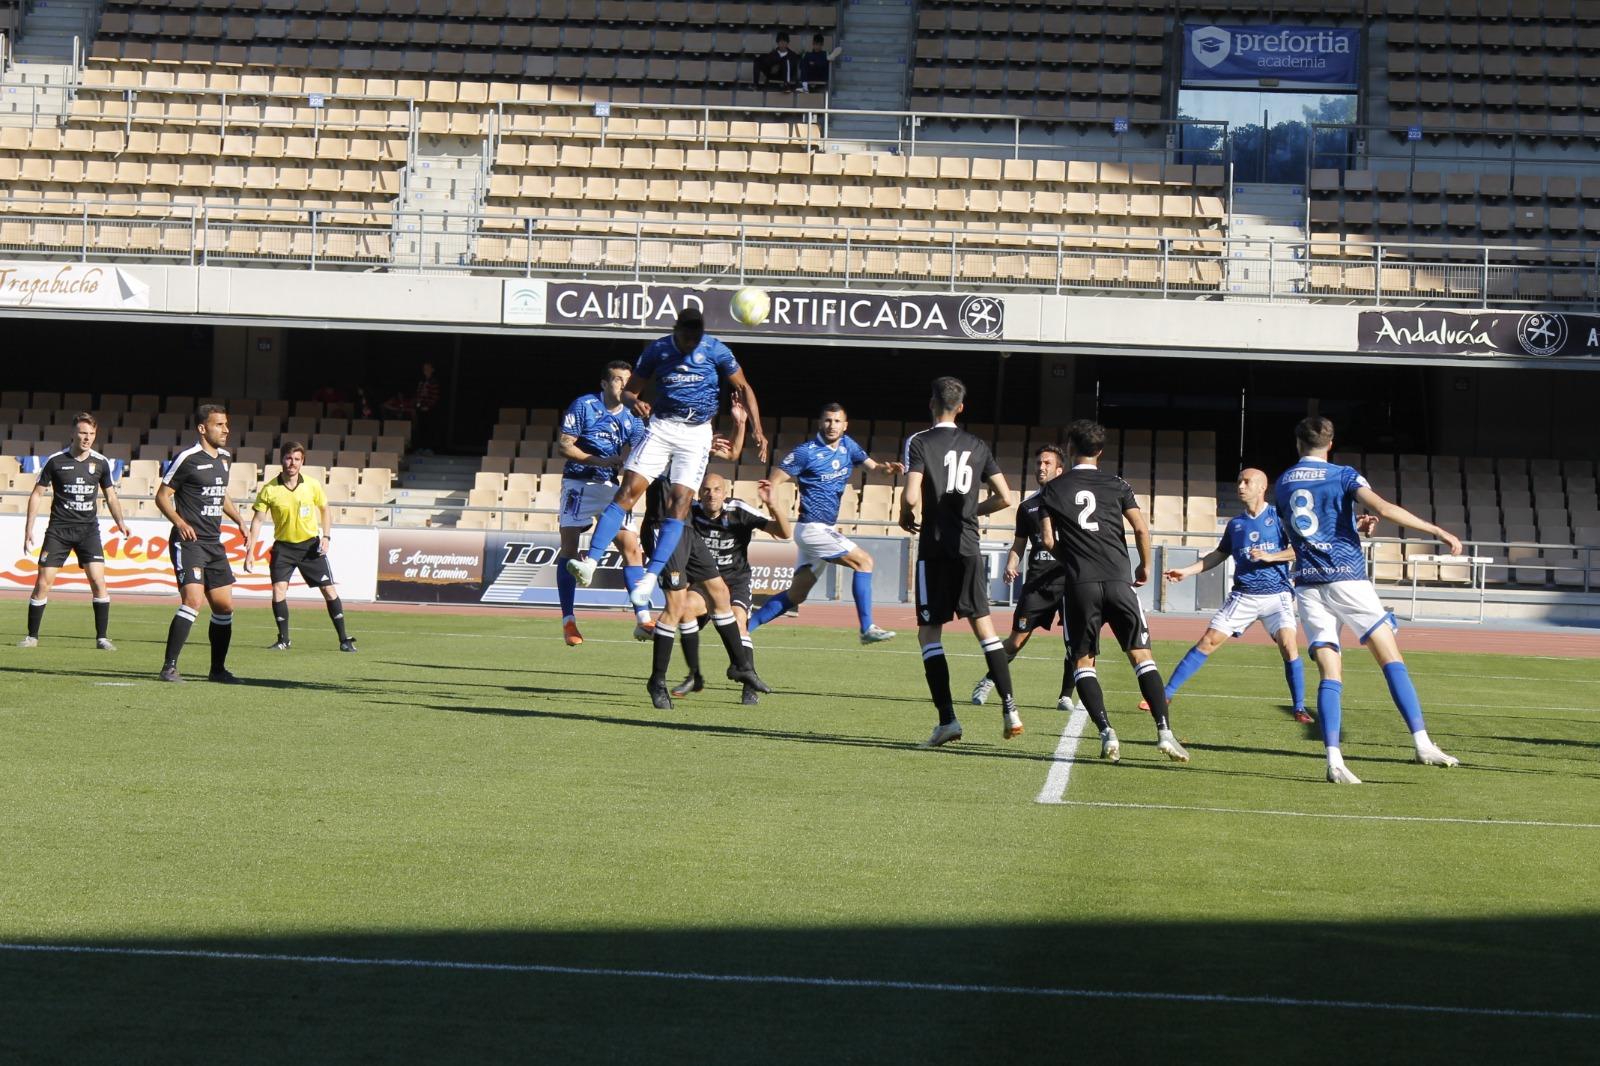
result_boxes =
[531,282,1007,341]
[1357,310,1600,358]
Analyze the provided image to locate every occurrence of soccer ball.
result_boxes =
[729,286,771,327]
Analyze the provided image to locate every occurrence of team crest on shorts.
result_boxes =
[670,571,681,585]
[192,567,203,579]
[920,609,930,621]
[1016,618,1029,630]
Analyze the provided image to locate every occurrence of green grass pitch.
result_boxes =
[0,602,1595,1064]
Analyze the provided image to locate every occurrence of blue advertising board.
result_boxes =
[1182,25,1360,88]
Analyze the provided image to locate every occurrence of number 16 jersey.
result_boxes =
[1039,464,1139,585]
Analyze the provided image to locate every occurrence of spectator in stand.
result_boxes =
[353,385,376,421]
[755,33,801,90]
[413,361,444,454]
[310,382,346,406]
[799,33,841,92]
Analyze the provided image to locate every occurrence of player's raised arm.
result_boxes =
[1165,548,1227,583]
[1246,546,1296,564]
[620,368,651,419]
[711,392,749,462]
[1353,486,1462,555]
[156,483,196,541]
[976,472,1013,517]
[725,368,767,462]
[756,479,792,540]
[1126,503,1154,587]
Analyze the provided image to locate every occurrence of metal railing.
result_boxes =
[2,199,1597,308]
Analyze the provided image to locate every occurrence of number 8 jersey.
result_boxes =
[1038,464,1139,585]
[1273,458,1370,585]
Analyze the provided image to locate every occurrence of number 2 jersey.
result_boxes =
[161,443,232,541]
[1273,458,1370,585]
[1038,465,1138,585]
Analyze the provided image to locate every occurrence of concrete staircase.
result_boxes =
[0,0,98,126]
[1223,182,1310,301]
[394,454,478,528]
[392,134,488,270]
[825,0,916,147]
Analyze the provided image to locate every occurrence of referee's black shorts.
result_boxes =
[662,529,720,592]
[39,524,103,568]
[915,553,989,626]
[270,537,334,587]
[1011,573,1066,634]
[1063,580,1151,660]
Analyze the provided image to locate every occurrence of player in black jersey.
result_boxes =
[154,405,252,683]
[19,413,130,650]
[969,444,1085,714]
[640,419,770,709]
[669,472,791,703]
[1038,419,1188,764]
[900,377,1021,748]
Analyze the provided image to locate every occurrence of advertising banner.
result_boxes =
[1182,25,1359,87]
[1357,310,1600,358]
[515,280,1007,341]
[0,515,378,600]
[377,529,487,603]
[0,261,151,310]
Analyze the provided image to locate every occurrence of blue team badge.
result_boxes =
[1249,531,1260,542]
[1265,517,1275,526]
[831,459,840,470]
[691,350,704,364]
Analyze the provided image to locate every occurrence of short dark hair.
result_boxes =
[1065,419,1106,458]
[930,376,965,414]
[196,403,227,426]
[776,32,790,43]
[675,306,704,328]
[1295,415,1335,450]
[604,360,632,376]
[72,411,97,429]
[812,33,824,44]
[1036,443,1065,465]
[819,402,846,418]
[280,440,307,459]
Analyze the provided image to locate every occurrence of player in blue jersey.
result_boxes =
[555,361,654,646]
[1154,469,1310,723]
[566,307,767,610]
[1275,416,1462,784]
[745,402,903,644]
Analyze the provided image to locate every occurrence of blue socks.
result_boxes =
[1318,679,1343,749]
[584,503,629,563]
[747,591,792,632]
[1382,661,1427,733]
[1164,646,1209,701]
[851,571,874,633]
[557,561,577,619]
[1285,657,1306,711]
[645,518,684,578]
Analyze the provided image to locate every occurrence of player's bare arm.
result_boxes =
[1039,513,1056,553]
[862,456,907,476]
[1354,486,1462,555]
[976,473,1014,517]
[221,496,250,541]
[898,470,923,534]
[319,501,333,553]
[102,484,130,537]
[1246,546,1296,564]
[1126,505,1154,587]
[156,484,196,541]
[244,509,265,574]
[1003,533,1027,584]
[22,482,46,554]
[1165,549,1227,582]
[756,479,792,540]
[711,394,749,462]
[557,433,623,467]
[725,368,768,462]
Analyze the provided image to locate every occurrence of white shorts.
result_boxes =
[1208,589,1297,639]
[558,479,637,531]
[794,521,857,571]
[624,417,712,490]
[1295,580,1396,651]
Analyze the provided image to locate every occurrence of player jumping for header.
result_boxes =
[565,306,768,609]
[747,402,901,644]
[1274,416,1461,784]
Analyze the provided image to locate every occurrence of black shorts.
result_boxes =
[1012,573,1065,634]
[39,525,103,568]
[171,538,235,590]
[661,529,720,592]
[270,537,334,587]
[915,554,989,626]
[1063,581,1151,660]
[718,567,753,612]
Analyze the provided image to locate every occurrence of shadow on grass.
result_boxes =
[0,917,1592,1065]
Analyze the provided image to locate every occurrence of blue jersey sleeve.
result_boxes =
[1215,522,1234,556]
[626,415,647,448]
[1343,465,1369,499]
[560,396,594,439]
[710,338,740,378]
[777,445,805,477]
[845,436,868,466]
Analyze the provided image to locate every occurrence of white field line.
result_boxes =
[0,942,1593,1022]
[1034,706,1089,804]
[1053,799,1600,831]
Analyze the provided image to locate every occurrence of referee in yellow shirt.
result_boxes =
[244,441,356,652]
